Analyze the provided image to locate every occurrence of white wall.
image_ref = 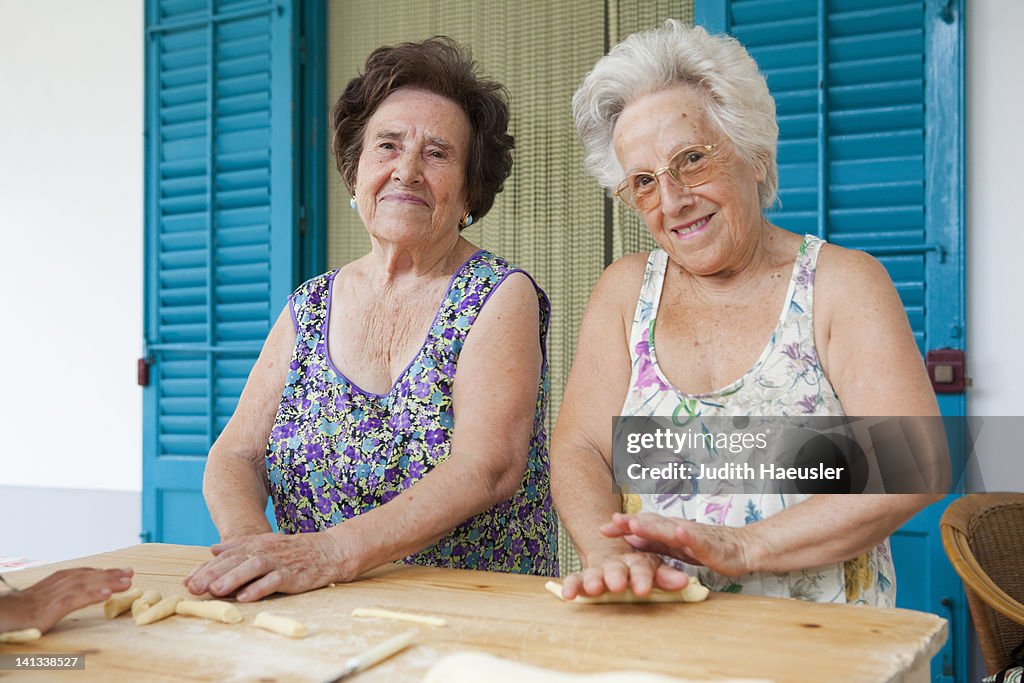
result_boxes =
[0,0,143,552]
[967,0,1024,417]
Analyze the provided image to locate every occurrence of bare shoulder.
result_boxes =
[477,270,541,317]
[815,242,899,319]
[590,251,650,311]
[463,270,542,346]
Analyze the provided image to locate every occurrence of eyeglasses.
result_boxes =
[614,139,727,210]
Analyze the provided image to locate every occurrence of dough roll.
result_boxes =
[131,589,162,618]
[103,588,143,619]
[253,611,308,638]
[135,595,183,626]
[0,628,42,643]
[175,599,243,624]
[351,607,447,627]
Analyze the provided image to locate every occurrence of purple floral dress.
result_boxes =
[266,250,558,576]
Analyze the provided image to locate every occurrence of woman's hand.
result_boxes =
[602,512,759,578]
[0,567,134,634]
[560,550,690,600]
[184,531,349,602]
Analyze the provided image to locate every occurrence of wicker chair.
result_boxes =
[940,493,1024,675]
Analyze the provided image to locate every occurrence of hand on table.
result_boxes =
[0,567,134,634]
[185,531,349,602]
[560,549,690,600]
[602,512,758,578]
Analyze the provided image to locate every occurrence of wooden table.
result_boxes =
[0,544,945,682]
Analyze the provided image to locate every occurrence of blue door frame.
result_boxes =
[142,0,304,546]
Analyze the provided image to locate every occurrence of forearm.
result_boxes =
[551,446,632,566]
[326,453,525,577]
[746,493,938,573]
[203,450,273,541]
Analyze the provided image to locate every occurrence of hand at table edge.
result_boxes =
[0,567,134,634]
[183,531,351,602]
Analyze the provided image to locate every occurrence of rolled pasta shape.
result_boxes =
[131,589,162,619]
[175,600,243,624]
[135,595,183,626]
[103,588,143,619]
[253,611,308,638]
[0,628,41,643]
[351,607,447,627]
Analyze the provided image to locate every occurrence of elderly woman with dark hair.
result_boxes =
[186,37,556,602]
[552,21,946,606]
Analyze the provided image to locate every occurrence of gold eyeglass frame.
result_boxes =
[614,138,728,210]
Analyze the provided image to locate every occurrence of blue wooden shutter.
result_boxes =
[700,0,964,359]
[696,2,965,681]
[143,0,296,545]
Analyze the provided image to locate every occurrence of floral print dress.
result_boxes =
[621,235,895,606]
[265,250,558,576]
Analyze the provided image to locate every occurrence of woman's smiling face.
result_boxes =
[613,83,766,277]
[354,87,471,249]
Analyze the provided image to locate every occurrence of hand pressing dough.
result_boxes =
[0,628,42,644]
[544,578,710,604]
[131,589,162,619]
[135,595,183,626]
[253,611,308,638]
[351,607,447,627]
[175,600,243,624]
[103,588,143,619]
[422,652,773,683]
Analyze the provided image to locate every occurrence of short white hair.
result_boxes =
[572,20,779,209]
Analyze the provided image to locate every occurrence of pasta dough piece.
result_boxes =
[351,607,447,627]
[253,611,308,638]
[175,600,243,624]
[135,595,183,626]
[0,628,42,644]
[422,652,772,683]
[103,588,143,619]
[544,578,710,604]
[131,589,162,619]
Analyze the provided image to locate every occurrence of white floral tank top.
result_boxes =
[621,235,895,606]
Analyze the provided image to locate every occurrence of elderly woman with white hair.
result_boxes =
[551,21,946,606]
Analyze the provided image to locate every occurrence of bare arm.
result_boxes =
[611,245,946,575]
[757,245,946,566]
[551,255,688,597]
[189,273,544,601]
[0,568,133,633]
[202,306,296,540]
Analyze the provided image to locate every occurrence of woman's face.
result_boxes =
[354,88,471,250]
[613,84,766,277]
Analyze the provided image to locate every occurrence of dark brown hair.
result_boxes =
[331,37,514,224]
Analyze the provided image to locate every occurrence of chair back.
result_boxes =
[941,493,1024,674]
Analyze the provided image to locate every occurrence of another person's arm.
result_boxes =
[606,246,947,576]
[0,567,133,633]
[551,255,688,599]
[188,274,545,601]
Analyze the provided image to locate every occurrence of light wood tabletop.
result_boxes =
[0,544,946,682]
